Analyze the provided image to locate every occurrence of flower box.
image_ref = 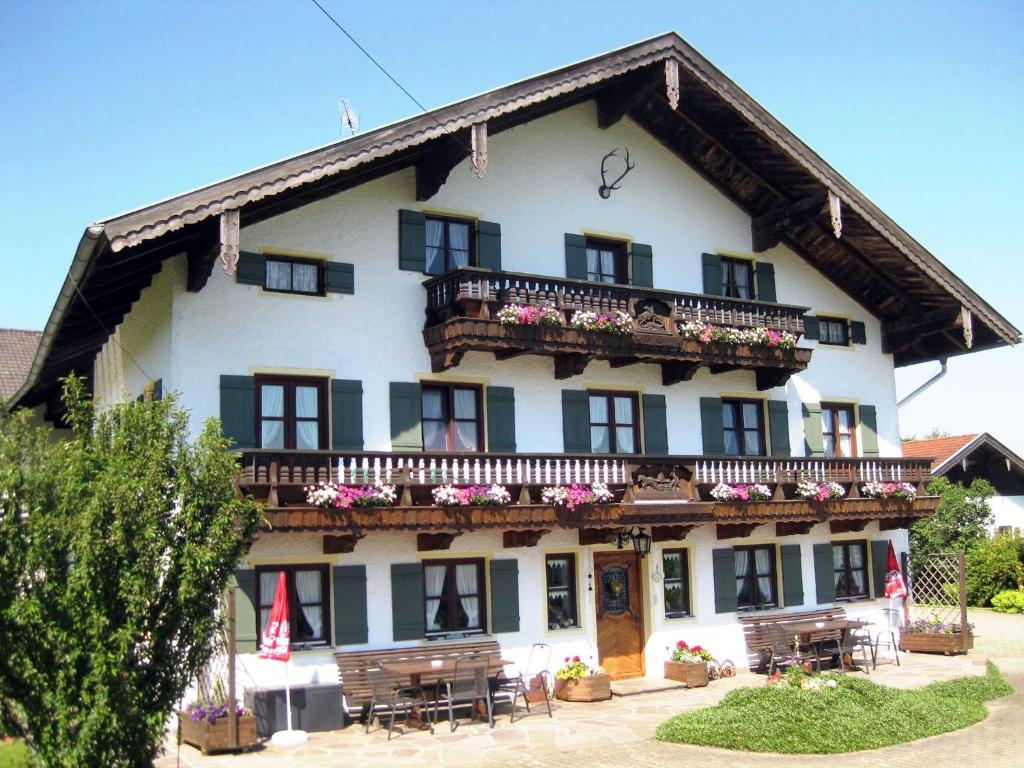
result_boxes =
[900,631,973,655]
[664,660,709,688]
[177,712,258,755]
[553,674,611,702]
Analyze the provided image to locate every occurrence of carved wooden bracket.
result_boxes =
[578,527,619,546]
[776,521,815,537]
[554,353,590,379]
[219,209,240,276]
[503,529,549,548]
[829,518,870,534]
[661,360,700,386]
[651,524,694,542]
[716,523,760,540]
[417,532,459,551]
[323,533,363,554]
[471,123,488,179]
[664,58,680,110]
[755,367,797,391]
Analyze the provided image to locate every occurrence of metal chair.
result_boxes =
[831,625,873,674]
[435,653,494,732]
[766,623,820,675]
[870,608,902,669]
[495,643,553,722]
[365,665,435,740]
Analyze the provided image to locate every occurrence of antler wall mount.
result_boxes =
[598,147,635,199]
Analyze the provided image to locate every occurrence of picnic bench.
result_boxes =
[740,607,848,671]
[335,639,504,719]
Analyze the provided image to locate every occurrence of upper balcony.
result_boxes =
[423,268,812,389]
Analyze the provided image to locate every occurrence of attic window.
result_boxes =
[720,257,753,299]
[265,256,324,296]
[818,317,850,346]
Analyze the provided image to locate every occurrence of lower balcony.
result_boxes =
[239,450,936,538]
[422,268,812,388]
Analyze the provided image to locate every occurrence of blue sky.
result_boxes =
[1,1,1021,451]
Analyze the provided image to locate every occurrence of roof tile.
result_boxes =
[902,434,978,472]
[0,329,42,399]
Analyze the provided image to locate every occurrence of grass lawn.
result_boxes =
[0,741,33,768]
[656,661,1013,753]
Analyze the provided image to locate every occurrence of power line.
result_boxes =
[307,0,474,153]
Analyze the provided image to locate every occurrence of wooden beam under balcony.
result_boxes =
[554,353,590,379]
[661,361,700,385]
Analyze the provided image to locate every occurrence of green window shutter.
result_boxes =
[486,386,516,452]
[325,262,355,294]
[699,397,725,455]
[701,252,723,295]
[565,233,588,280]
[561,390,591,453]
[236,252,265,286]
[802,403,824,457]
[871,540,889,599]
[333,565,368,645]
[219,375,256,449]
[641,394,668,455]
[399,210,426,272]
[331,379,363,451]
[767,400,791,457]
[859,404,879,457]
[755,261,777,303]
[780,544,804,607]
[630,243,654,287]
[234,569,258,653]
[850,321,867,345]
[813,543,836,605]
[803,315,820,341]
[477,221,502,271]
[712,548,738,613]
[489,559,520,633]
[389,382,423,451]
[391,563,425,641]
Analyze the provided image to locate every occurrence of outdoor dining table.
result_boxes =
[381,657,516,728]
[785,618,871,671]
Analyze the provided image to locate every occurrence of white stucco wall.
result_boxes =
[990,495,1024,533]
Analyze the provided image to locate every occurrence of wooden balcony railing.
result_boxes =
[239,449,934,509]
[421,268,812,388]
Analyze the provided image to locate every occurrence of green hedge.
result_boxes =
[966,532,1024,606]
[991,589,1024,614]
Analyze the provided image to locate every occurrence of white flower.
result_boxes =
[591,482,613,503]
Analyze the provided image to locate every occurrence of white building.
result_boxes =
[8,33,1019,697]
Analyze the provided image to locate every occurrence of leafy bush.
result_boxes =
[965,531,1024,606]
[910,477,993,558]
[991,589,1024,614]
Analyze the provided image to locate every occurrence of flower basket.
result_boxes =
[553,674,611,702]
[664,660,709,687]
[177,712,258,755]
[900,631,973,655]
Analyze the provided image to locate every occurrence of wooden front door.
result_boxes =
[594,551,645,680]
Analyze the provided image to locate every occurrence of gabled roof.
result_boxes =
[9,31,1020,412]
[0,328,42,399]
[903,433,1024,479]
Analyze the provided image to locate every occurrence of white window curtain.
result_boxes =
[424,565,447,631]
[260,385,285,448]
[849,545,866,594]
[425,219,445,274]
[295,386,320,450]
[292,263,318,293]
[259,571,279,633]
[449,223,470,268]
[456,564,480,629]
[734,550,750,601]
[266,260,291,290]
[754,548,773,604]
[295,570,323,640]
[735,264,751,297]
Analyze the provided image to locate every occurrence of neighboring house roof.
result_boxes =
[903,433,1024,496]
[8,31,1020,412]
[0,328,42,399]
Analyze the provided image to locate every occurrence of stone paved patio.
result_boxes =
[156,612,1022,768]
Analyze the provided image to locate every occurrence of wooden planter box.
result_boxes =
[664,660,709,688]
[553,674,612,702]
[899,631,973,655]
[177,712,258,755]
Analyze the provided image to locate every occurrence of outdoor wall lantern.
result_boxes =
[614,526,652,557]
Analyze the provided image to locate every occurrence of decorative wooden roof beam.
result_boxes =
[415,130,470,201]
[595,69,658,129]
[881,309,964,354]
[751,192,828,253]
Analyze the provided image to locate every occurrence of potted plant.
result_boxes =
[553,656,611,701]
[899,618,974,654]
[178,702,258,755]
[664,640,711,687]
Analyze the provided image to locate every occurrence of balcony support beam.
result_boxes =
[503,529,549,548]
[661,360,700,385]
[717,523,760,540]
[829,518,870,534]
[554,353,590,380]
[417,532,460,551]
[755,367,798,391]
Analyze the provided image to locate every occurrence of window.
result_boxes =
[722,399,765,456]
[588,391,639,454]
[264,256,323,296]
[832,541,868,600]
[721,257,753,299]
[818,317,850,346]
[423,559,486,635]
[584,238,628,284]
[735,545,777,610]
[425,216,474,275]
[821,403,857,458]
[662,549,691,619]
[256,376,327,450]
[256,565,330,646]
[545,554,579,629]
[421,384,482,452]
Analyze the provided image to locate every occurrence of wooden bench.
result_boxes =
[335,639,504,717]
[739,607,848,671]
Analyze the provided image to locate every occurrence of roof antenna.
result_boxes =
[339,99,359,137]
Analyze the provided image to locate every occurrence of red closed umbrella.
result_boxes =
[884,541,908,599]
[259,571,291,662]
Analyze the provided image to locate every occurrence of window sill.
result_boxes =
[424,631,488,642]
[545,625,584,636]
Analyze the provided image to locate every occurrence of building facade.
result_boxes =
[9,34,1019,694]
